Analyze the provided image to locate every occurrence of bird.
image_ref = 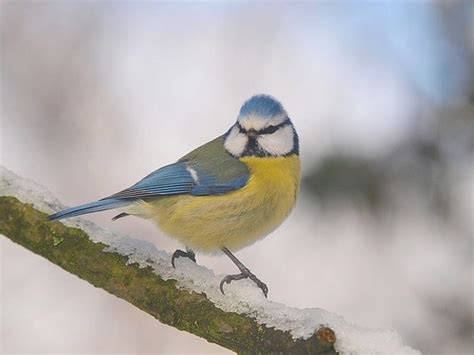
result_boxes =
[48,94,301,297]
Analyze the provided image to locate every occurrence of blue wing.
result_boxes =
[48,160,249,221]
[107,162,194,199]
[108,161,248,199]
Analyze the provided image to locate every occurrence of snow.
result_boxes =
[0,166,419,354]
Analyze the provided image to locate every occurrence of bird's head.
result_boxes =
[224,95,299,158]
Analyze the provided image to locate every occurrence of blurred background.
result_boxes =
[1,1,473,354]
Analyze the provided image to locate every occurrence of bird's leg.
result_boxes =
[171,247,196,268]
[219,247,268,298]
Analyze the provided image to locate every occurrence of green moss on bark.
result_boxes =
[0,196,337,354]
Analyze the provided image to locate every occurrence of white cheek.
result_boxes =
[224,126,248,156]
[257,125,294,156]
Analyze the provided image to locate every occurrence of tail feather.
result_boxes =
[48,198,130,221]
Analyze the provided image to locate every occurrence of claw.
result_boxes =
[220,247,269,297]
[219,273,247,295]
[219,271,268,298]
[171,249,196,269]
[250,275,268,297]
[219,279,226,295]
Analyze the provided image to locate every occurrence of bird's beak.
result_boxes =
[247,129,258,138]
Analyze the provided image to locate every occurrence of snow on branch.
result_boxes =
[0,166,418,354]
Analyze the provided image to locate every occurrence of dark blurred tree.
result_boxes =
[303,155,382,211]
[302,103,473,226]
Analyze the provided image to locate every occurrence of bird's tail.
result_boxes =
[48,198,130,221]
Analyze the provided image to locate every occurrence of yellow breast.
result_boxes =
[141,155,301,253]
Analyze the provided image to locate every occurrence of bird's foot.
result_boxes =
[219,268,268,298]
[171,248,196,268]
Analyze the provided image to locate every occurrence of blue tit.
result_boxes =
[49,94,301,297]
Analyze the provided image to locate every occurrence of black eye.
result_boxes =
[260,125,279,134]
[237,123,246,133]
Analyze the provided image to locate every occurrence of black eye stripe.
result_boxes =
[237,122,246,133]
[237,119,290,135]
[260,125,279,134]
[260,119,290,134]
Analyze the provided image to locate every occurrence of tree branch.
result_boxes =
[1,167,419,354]
[0,196,336,354]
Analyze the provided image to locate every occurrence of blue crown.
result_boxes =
[239,95,286,118]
